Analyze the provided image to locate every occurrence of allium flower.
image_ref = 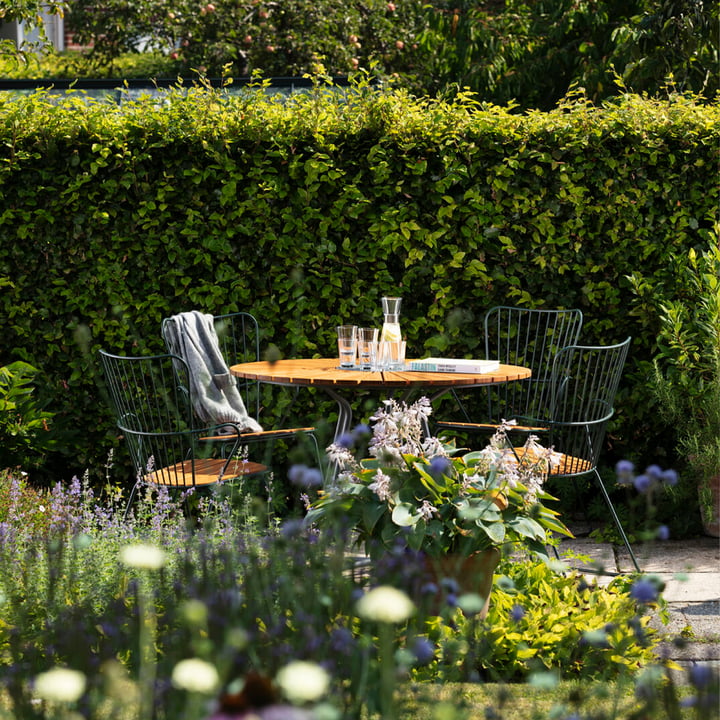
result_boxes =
[34,667,86,703]
[336,432,355,449]
[353,423,371,437]
[656,524,670,541]
[356,586,415,623]
[119,543,166,570]
[275,660,330,704]
[411,637,435,665]
[689,662,714,689]
[510,604,526,622]
[615,459,635,485]
[428,455,451,478]
[630,577,660,604]
[171,658,219,694]
[633,474,652,493]
[288,465,323,488]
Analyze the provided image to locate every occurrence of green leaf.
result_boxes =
[392,502,420,527]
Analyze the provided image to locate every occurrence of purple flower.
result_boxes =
[633,474,652,493]
[630,577,659,604]
[689,663,714,689]
[336,432,355,449]
[330,626,355,654]
[287,465,323,488]
[353,423,371,437]
[510,604,525,622]
[615,459,635,483]
[661,469,679,486]
[411,637,435,665]
[645,464,663,480]
[656,524,670,541]
[288,464,308,484]
[428,455,451,478]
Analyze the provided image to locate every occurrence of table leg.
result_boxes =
[321,387,355,483]
[322,387,354,442]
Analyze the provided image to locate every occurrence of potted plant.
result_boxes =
[631,242,720,536]
[306,397,572,616]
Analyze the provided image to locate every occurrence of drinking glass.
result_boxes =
[336,325,358,368]
[357,328,379,370]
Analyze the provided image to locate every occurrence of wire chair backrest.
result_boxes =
[545,337,631,477]
[99,350,204,485]
[212,311,262,422]
[483,306,584,424]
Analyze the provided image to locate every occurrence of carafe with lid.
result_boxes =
[380,296,402,342]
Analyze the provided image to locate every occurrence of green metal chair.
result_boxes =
[99,349,266,519]
[524,337,640,571]
[435,306,584,436]
[161,311,322,473]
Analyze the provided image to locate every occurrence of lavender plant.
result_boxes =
[0,457,717,720]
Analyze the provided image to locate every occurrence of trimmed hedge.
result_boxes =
[0,81,718,483]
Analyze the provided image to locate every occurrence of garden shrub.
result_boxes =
[0,476,677,719]
[0,82,717,497]
[0,361,59,472]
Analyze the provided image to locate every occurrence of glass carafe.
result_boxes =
[380,296,402,342]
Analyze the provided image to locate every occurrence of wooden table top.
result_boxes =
[230,358,531,389]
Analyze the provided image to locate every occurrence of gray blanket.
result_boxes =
[163,311,263,433]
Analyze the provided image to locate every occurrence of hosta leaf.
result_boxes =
[392,502,420,527]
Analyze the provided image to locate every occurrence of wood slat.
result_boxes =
[435,420,549,434]
[145,457,266,487]
[199,427,316,442]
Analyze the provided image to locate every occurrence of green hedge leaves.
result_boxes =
[0,83,718,481]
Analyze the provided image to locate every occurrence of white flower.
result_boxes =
[276,660,330,704]
[367,470,392,502]
[119,543,166,570]
[34,667,86,703]
[418,499,438,520]
[356,586,415,623]
[171,658,220,694]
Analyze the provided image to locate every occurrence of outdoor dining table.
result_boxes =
[229,358,532,442]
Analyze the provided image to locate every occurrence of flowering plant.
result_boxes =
[307,398,572,561]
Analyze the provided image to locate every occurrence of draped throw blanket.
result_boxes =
[163,311,263,433]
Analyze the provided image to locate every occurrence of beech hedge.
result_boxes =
[0,80,718,483]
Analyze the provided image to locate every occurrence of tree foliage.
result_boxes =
[0,0,68,60]
[3,0,717,106]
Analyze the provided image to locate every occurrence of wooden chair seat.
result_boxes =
[145,457,266,487]
[513,447,592,477]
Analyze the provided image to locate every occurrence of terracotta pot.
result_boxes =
[700,473,720,538]
[424,547,501,619]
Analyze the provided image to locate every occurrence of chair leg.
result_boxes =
[123,481,140,521]
[593,469,641,573]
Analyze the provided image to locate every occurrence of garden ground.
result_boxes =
[556,526,720,679]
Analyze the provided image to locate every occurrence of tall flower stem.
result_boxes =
[137,572,157,720]
[378,623,397,720]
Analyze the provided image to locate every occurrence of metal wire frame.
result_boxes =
[541,337,640,572]
[435,306,584,433]
[161,311,322,472]
[99,350,259,519]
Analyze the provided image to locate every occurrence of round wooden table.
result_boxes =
[230,357,531,442]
